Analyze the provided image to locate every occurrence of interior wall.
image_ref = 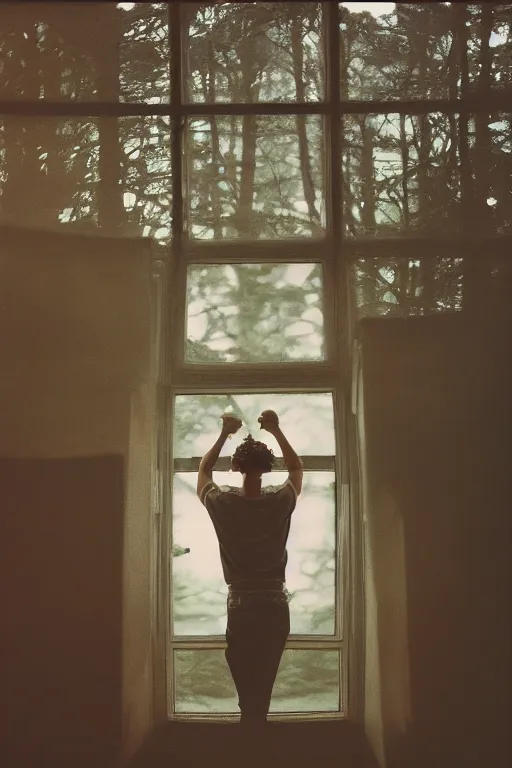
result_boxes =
[359,312,511,768]
[0,227,155,766]
[1,455,125,768]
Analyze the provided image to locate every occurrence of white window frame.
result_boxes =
[167,385,347,722]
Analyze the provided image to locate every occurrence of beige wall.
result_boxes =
[359,313,511,768]
[0,227,156,766]
[1,454,125,768]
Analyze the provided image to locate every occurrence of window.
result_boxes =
[186,264,325,363]
[186,117,325,239]
[171,393,341,715]
[3,0,509,723]
[0,115,172,238]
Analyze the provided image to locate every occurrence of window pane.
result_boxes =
[172,472,335,637]
[467,4,512,94]
[342,112,512,239]
[173,393,335,460]
[352,255,464,317]
[0,116,171,241]
[186,264,325,364]
[172,392,336,638]
[342,113,463,238]
[339,3,512,100]
[340,3,454,100]
[467,113,512,237]
[352,251,512,318]
[0,2,169,103]
[186,116,325,240]
[174,649,340,713]
[185,3,324,103]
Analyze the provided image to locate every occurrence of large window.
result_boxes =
[172,393,341,716]
[2,0,510,722]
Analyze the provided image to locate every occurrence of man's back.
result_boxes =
[203,480,298,583]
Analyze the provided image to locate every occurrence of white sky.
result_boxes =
[341,2,395,16]
[172,471,335,634]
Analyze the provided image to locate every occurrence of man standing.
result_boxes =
[196,409,303,728]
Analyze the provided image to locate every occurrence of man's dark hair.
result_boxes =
[232,434,275,474]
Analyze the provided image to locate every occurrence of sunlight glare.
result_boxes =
[341,2,395,18]
[123,192,136,210]
[285,264,316,286]
[490,30,507,48]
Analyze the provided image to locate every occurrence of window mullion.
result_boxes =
[172,639,343,650]
[170,365,339,392]
[173,456,336,472]
[2,94,507,118]
[184,241,333,263]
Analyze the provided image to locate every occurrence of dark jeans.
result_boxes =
[225,593,290,723]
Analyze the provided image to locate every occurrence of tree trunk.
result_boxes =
[97,4,124,234]
[456,2,473,225]
[464,4,493,311]
[416,19,431,229]
[343,130,356,237]
[339,9,351,98]
[399,114,410,231]
[291,16,321,235]
[360,117,376,236]
[238,20,259,238]
[447,4,459,244]
[474,3,493,234]
[208,38,222,239]
[416,11,436,311]
[239,117,257,238]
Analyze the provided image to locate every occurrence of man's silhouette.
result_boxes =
[197,409,303,728]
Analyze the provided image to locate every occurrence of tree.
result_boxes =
[2,2,509,272]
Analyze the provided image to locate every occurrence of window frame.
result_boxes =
[167,385,348,722]
[164,6,348,720]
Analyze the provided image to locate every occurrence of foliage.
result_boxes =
[0,3,510,323]
[175,648,339,713]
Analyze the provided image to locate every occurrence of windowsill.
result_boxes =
[169,712,347,724]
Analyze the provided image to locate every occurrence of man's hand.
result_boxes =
[258,410,280,435]
[221,413,243,436]
[197,415,242,500]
